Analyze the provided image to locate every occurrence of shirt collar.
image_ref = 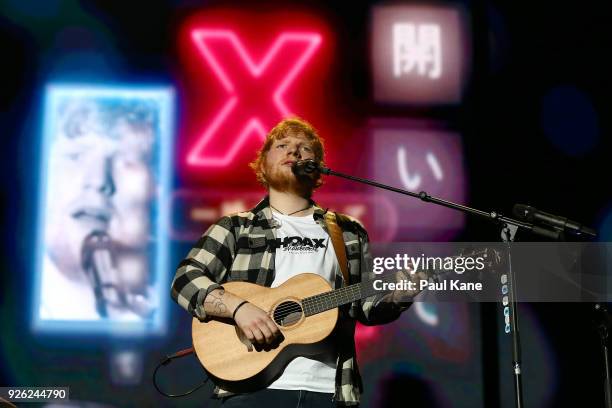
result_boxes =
[251,195,328,226]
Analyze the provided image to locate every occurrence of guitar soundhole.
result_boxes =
[273,300,303,327]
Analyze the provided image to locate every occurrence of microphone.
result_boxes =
[513,204,597,238]
[292,159,321,176]
[81,231,119,317]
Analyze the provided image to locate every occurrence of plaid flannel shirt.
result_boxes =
[171,196,409,406]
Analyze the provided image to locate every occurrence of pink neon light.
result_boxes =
[188,29,322,167]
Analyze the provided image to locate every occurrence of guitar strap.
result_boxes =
[324,212,350,286]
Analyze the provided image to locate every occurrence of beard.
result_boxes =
[264,162,318,198]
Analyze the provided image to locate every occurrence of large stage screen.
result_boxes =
[32,85,174,335]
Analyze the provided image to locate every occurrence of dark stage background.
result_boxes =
[0,1,610,407]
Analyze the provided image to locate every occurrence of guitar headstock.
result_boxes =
[415,246,505,283]
[458,246,504,270]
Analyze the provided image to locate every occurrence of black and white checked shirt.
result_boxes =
[171,196,409,406]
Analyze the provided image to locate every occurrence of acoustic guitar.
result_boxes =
[192,248,501,392]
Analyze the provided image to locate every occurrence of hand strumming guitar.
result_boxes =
[203,288,281,345]
[233,302,281,345]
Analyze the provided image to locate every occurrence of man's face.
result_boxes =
[262,132,317,195]
[45,127,152,279]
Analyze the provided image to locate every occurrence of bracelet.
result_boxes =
[232,301,249,320]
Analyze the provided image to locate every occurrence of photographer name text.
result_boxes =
[373,279,482,291]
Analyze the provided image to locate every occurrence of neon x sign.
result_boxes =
[187,29,322,167]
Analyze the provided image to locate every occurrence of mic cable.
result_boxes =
[152,347,210,398]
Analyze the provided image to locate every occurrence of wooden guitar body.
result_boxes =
[192,273,338,392]
[191,247,501,392]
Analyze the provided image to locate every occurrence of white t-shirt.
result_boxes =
[267,211,339,393]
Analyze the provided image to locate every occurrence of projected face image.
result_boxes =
[39,96,159,322]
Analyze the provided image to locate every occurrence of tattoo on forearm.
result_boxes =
[205,288,228,315]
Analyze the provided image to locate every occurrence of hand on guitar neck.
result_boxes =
[204,288,281,346]
[387,269,429,304]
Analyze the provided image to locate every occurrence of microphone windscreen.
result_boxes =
[292,159,319,176]
[513,204,535,221]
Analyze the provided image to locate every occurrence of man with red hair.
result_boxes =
[172,118,415,407]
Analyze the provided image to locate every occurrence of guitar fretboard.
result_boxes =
[301,271,402,317]
[301,248,498,317]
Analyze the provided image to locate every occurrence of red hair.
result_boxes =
[250,117,325,189]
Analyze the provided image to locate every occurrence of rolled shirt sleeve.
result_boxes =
[171,216,236,321]
[348,218,411,325]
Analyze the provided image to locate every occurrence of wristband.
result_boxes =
[232,301,249,320]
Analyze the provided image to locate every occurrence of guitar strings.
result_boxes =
[270,271,401,316]
[273,267,423,316]
[271,284,365,317]
[268,248,498,318]
[274,285,362,315]
[275,279,369,315]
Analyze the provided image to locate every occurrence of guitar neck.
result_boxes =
[301,248,499,317]
[301,271,401,317]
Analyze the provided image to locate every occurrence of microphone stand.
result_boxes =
[317,163,559,239]
[306,161,593,408]
[595,304,612,408]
